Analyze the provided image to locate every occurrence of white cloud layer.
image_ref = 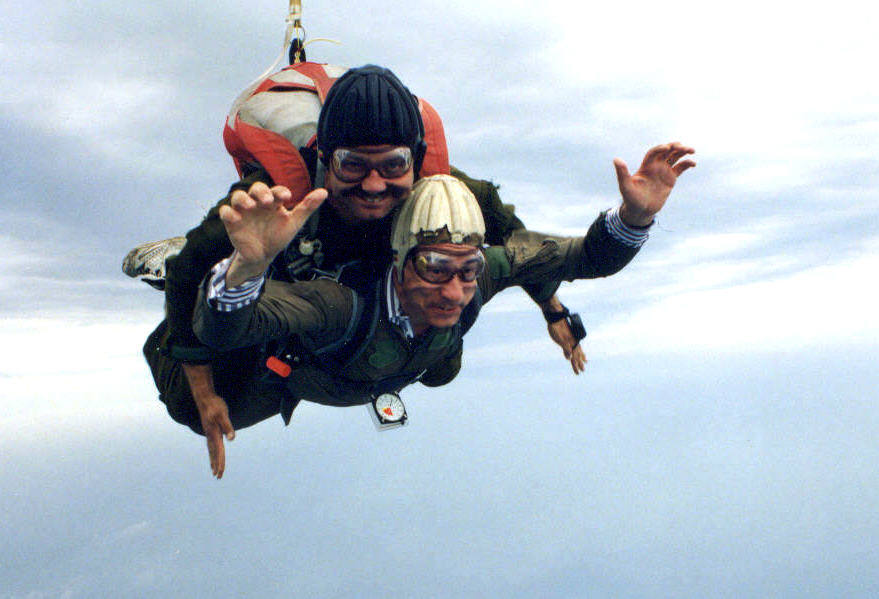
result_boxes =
[465,235,879,367]
[594,241,879,356]
[544,1,879,193]
[0,315,157,425]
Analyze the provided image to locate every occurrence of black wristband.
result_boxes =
[543,304,588,346]
[542,305,570,324]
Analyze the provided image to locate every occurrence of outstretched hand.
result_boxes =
[220,183,328,285]
[614,142,696,227]
[547,318,587,375]
[197,392,235,479]
[182,363,235,479]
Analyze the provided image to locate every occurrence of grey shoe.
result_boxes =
[122,237,186,290]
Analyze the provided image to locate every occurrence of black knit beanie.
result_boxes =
[317,65,426,174]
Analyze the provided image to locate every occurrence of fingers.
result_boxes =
[218,204,240,226]
[229,183,294,212]
[302,187,329,207]
[206,426,226,479]
[222,189,258,229]
[292,188,328,219]
[641,141,695,169]
[665,143,694,164]
[211,414,234,479]
[570,345,587,375]
[641,143,671,167]
[613,158,632,194]
[246,181,274,207]
[230,187,258,211]
[251,184,291,209]
[201,404,232,479]
[270,185,293,209]
[673,159,697,176]
[276,188,327,241]
[223,184,312,243]
[220,413,235,441]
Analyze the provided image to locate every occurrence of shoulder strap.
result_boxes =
[306,263,383,369]
[310,285,365,357]
[326,277,382,369]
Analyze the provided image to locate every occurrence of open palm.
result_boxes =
[614,142,695,227]
[219,184,327,280]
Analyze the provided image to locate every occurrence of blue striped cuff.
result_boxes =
[206,255,265,312]
[605,207,652,248]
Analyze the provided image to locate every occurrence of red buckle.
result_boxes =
[266,356,292,378]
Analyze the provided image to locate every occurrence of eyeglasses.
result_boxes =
[330,147,413,183]
[411,250,485,284]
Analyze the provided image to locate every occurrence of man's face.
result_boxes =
[325,144,415,224]
[393,243,482,335]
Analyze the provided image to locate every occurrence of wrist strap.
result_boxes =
[543,304,588,346]
[543,305,570,323]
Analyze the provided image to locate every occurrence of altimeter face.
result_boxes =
[374,393,406,422]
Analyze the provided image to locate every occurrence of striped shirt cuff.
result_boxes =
[206,255,265,312]
[605,206,652,248]
[386,266,415,339]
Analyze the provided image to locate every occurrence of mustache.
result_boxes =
[336,184,409,201]
[430,302,466,310]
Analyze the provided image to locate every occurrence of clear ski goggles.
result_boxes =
[410,249,485,284]
[330,147,413,183]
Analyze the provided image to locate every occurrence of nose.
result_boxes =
[438,275,465,303]
[360,168,387,193]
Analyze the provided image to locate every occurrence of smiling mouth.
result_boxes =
[358,195,391,204]
[430,305,462,314]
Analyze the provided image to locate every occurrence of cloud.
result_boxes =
[592,241,879,356]
[462,232,879,368]
[543,1,879,196]
[0,227,164,318]
[0,315,159,431]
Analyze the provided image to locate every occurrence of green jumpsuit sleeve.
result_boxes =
[478,211,641,305]
[451,166,560,303]
[193,278,355,353]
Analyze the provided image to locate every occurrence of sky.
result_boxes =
[2,0,878,597]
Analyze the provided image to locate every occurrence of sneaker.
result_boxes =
[122,237,186,290]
